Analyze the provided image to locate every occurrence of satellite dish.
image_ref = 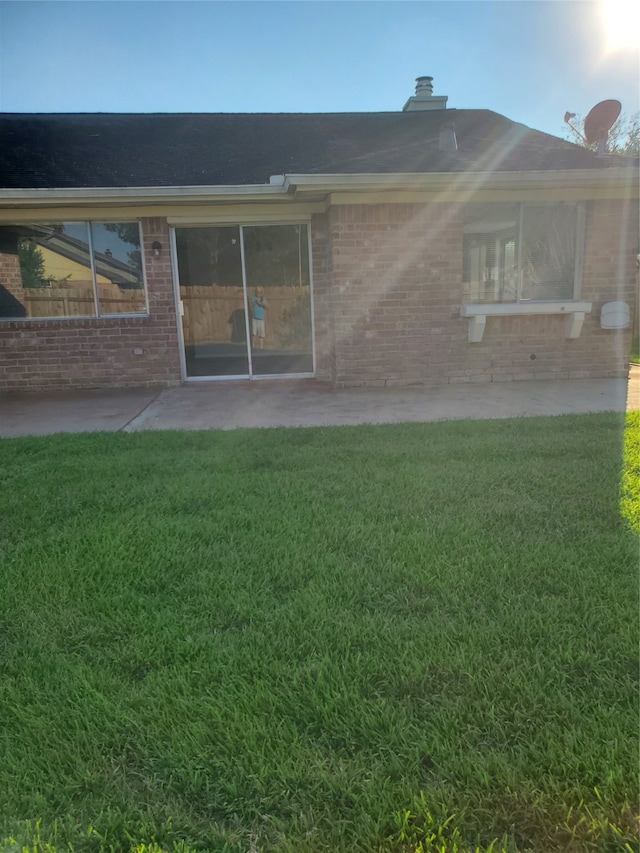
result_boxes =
[583,99,621,144]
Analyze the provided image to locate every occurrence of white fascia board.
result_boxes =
[281,168,639,194]
[1,166,636,207]
[0,184,291,207]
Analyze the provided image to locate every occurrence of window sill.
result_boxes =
[460,301,592,342]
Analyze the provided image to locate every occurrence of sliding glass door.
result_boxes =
[175,224,313,379]
[175,226,248,376]
[243,225,312,376]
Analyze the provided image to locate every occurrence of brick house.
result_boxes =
[1,78,638,391]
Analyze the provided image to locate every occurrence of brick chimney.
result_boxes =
[403,76,448,112]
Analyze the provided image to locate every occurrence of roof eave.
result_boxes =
[0,183,291,207]
[280,168,640,194]
[0,167,637,208]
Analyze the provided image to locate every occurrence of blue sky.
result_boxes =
[0,1,638,139]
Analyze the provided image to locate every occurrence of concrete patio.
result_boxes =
[1,366,638,438]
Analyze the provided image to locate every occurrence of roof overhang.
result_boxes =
[279,168,639,197]
[0,183,290,208]
[0,167,636,210]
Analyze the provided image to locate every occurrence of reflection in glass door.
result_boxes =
[174,224,313,379]
[243,225,313,376]
[175,226,249,377]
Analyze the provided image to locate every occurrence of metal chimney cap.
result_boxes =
[415,76,434,95]
[403,75,448,112]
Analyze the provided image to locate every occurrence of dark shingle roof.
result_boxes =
[0,109,630,190]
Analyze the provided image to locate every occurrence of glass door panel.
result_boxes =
[175,226,249,377]
[242,224,313,376]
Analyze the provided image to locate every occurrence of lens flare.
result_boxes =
[599,0,640,54]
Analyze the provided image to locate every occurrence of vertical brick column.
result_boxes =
[140,217,182,382]
[576,198,638,377]
[310,212,336,382]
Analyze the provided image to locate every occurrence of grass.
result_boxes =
[0,413,638,853]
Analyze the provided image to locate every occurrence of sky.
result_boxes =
[0,0,638,140]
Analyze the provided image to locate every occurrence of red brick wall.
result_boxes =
[1,200,636,392]
[325,199,638,386]
[0,252,23,300]
[0,217,182,391]
[444,199,638,384]
[327,202,465,386]
[310,212,335,382]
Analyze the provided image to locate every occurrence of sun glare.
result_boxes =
[598,0,640,54]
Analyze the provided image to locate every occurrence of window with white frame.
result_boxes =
[462,203,583,304]
[0,222,147,320]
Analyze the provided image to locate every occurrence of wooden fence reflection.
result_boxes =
[13,284,310,350]
[180,285,310,349]
[17,283,145,317]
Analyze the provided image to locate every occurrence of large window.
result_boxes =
[463,203,583,304]
[0,222,146,320]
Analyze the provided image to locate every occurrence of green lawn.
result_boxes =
[1,413,638,853]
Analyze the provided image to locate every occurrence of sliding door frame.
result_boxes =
[170,219,316,383]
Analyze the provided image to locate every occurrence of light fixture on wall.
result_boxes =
[151,241,162,257]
